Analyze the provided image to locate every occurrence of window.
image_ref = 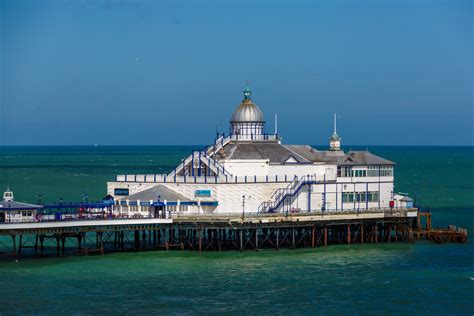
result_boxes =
[367,165,379,177]
[342,192,354,203]
[368,192,379,202]
[356,192,367,202]
[343,191,379,203]
[22,211,27,216]
[341,167,352,177]
[352,169,367,177]
[380,165,393,177]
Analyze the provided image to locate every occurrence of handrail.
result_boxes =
[258,175,320,213]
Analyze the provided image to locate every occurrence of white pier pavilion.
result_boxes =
[108,85,412,217]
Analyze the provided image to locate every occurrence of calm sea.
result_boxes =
[0,146,473,314]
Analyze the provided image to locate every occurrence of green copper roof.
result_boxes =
[243,83,252,101]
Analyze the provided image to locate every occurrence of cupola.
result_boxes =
[230,83,265,140]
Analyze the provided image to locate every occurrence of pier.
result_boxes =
[0,208,467,260]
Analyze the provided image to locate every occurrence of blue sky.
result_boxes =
[1,0,472,146]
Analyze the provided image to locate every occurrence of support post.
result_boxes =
[255,228,259,251]
[198,226,202,254]
[292,227,296,249]
[324,227,328,246]
[11,235,17,261]
[276,228,280,251]
[347,225,351,244]
[239,229,243,252]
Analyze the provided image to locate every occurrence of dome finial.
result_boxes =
[243,82,252,101]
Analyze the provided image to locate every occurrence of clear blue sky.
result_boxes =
[1,0,472,146]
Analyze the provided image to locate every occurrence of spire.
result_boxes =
[274,113,278,135]
[331,113,340,140]
[329,113,341,151]
[243,82,252,101]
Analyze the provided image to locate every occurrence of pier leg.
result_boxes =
[255,228,259,251]
[292,227,296,249]
[113,231,117,251]
[347,225,351,244]
[324,227,328,246]
[40,235,44,255]
[11,235,17,261]
[134,230,140,251]
[239,229,243,252]
[56,235,60,256]
[61,235,66,255]
[375,226,378,243]
[78,234,83,251]
[198,226,202,254]
[99,232,104,255]
[18,234,23,258]
[361,224,364,244]
[120,231,124,251]
[157,228,161,247]
[276,228,280,251]
[34,234,39,255]
[311,225,315,248]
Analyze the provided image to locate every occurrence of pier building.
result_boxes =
[0,189,42,223]
[107,84,408,219]
[0,85,468,260]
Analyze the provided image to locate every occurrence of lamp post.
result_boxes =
[242,195,245,220]
[157,195,161,218]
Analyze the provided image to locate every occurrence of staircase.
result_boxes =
[258,175,321,213]
[168,135,233,178]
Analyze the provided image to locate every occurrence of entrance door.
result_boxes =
[0,212,5,222]
[154,206,165,218]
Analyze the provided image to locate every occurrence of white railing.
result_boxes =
[116,174,324,184]
[259,175,321,213]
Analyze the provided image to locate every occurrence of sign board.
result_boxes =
[195,190,212,197]
[114,188,129,196]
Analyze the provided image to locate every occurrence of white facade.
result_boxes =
[107,86,401,217]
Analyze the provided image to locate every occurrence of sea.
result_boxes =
[0,145,473,315]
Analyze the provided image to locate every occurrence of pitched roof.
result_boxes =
[214,142,395,166]
[340,151,395,165]
[0,200,43,211]
[215,142,310,163]
[118,185,189,202]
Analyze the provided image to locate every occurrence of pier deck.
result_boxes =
[0,209,467,260]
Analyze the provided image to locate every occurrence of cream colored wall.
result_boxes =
[222,159,269,177]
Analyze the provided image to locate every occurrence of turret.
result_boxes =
[3,188,14,202]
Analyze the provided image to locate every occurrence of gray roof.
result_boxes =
[119,185,189,202]
[340,151,395,166]
[216,142,310,163]
[215,142,395,166]
[0,200,43,211]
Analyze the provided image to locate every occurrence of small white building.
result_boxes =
[0,188,43,223]
[107,84,405,217]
